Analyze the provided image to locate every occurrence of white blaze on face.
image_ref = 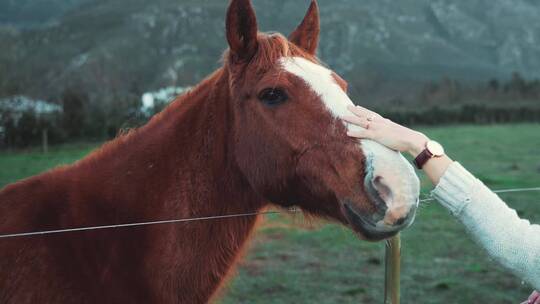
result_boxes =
[280,57,420,227]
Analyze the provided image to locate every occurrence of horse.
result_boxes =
[0,0,420,303]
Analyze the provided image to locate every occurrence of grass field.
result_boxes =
[1,124,539,303]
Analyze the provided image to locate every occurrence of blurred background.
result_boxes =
[0,0,539,303]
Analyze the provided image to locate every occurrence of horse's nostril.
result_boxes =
[394,216,407,226]
[372,175,393,204]
[390,207,416,227]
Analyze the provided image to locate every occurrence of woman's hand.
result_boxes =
[522,291,540,304]
[343,105,452,185]
[343,105,428,157]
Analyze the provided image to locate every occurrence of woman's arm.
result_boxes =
[432,161,540,290]
[343,105,540,290]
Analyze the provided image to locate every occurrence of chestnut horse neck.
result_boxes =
[98,67,264,213]
[0,67,265,303]
[84,67,268,302]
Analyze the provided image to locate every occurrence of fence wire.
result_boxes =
[1,187,539,239]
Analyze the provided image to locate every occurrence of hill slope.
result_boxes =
[1,0,540,103]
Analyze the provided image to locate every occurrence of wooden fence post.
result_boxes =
[384,234,401,304]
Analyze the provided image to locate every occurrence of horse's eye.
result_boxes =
[258,88,288,106]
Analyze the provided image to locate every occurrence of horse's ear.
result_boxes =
[226,0,259,62]
[289,0,320,55]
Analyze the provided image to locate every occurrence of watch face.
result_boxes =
[426,140,445,156]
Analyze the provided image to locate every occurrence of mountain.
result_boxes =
[1,0,540,105]
[0,0,91,29]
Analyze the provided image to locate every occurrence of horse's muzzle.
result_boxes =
[342,201,416,241]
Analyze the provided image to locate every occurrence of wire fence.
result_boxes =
[1,187,539,239]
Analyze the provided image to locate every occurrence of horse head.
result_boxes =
[225,0,420,241]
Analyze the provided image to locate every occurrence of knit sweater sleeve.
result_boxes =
[431,162,540,290]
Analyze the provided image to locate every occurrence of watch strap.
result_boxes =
[414,149,433,169]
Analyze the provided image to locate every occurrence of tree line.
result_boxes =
[1,72,540,149]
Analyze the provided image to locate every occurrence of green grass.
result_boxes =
[1,124,539,303]
[0,142,98,188]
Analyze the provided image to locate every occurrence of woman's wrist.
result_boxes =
[406,132,429,157]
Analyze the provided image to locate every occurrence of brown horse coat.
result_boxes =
[0,1,420,303]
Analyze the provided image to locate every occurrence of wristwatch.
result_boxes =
[413,140,445,169]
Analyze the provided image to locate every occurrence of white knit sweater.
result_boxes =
[431,162,540,290]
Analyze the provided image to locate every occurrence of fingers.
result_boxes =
[530,291,540,304]
[344,104,385,140]
[346,128,374,139]
[527,291,540,304]
[347,105,382,119]
[342,115,369,129]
